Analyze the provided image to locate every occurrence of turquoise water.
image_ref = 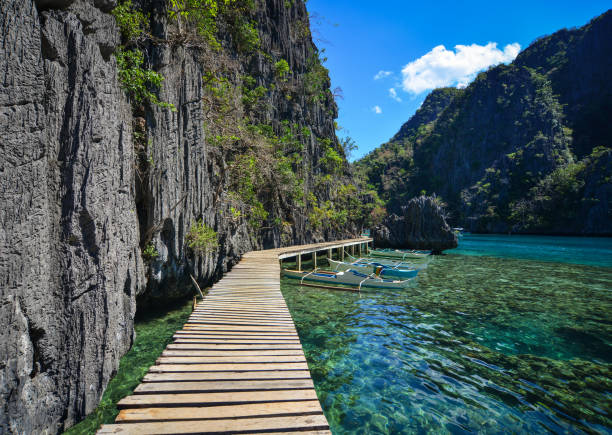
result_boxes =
[451,234,612,267]
[281,236,612,434]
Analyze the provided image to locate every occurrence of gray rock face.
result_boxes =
[1,0,351,432]
[0,0,142,432]
[140,0,347,300]
[373,196,458,253]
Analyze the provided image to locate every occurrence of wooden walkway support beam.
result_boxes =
[98,237,371,434]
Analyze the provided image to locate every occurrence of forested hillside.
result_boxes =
[357,11,612,234]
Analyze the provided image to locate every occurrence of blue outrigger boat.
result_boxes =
[283,268,415,289]
[369,248,431,260]
[344,253,431,270]
[328,258,419,279]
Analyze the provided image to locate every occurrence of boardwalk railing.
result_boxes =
[98,237,371,434]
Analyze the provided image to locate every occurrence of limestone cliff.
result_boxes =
[1,0,142,432]
[0,0,361,432]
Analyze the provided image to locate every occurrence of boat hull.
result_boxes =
[283,269,414,289]
[369,249,431,260]
[344,253,431,269]
[328,259,418,279]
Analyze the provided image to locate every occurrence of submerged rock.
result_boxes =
[372,196,458,253]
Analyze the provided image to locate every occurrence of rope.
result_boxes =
[300,268,318,286]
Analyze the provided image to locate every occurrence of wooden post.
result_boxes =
[328,248,332,261]
[297,254,301,271]
[359,243,362,256]
[313,251,317,269]
[193,296,197,311]
[341,246,344,261]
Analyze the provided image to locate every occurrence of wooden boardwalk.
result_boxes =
[99,238,371,434]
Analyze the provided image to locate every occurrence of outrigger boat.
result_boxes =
[328,258,418,279]
[344,252,431,270]
[283,268,415,289]
[368,248,431,260]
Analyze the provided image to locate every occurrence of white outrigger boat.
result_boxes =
[328,258,418,279]
[283,268,415,289]
[344,253,431,270]
[369,248,431,260]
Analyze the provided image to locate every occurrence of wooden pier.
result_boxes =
[99,237,371,434]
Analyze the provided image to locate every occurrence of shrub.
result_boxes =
[115,49,175,110]
[112,0,148,43]
[142,242,159,262]
[234,20,260,52]
[167,0,222,49]
[185,219,218,254]
[274,59,290,81]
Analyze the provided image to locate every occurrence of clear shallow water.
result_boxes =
[282,237,612,434]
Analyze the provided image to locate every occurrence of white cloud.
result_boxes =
[401,42,520,94]
[372,105,382,114]
[389,88,402,102]
[374,70,392,80]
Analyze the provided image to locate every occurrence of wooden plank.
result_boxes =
[203,293,283,297]
[184,323,296,329]
[99,415,329,434]
[117,389,319,408]
[193,309,289,315]
[142,371,314,382]
[186,317,293,323]
[149,362,309,372]
[194,308,288,312]
[196,304,286,308]
[174,333,300,339]
[115,400,324,422]
[176,329,298,335]
[178,328,297,334]
[204,298,284,305]
[172,338,302,344]
[186,318,295,325]
[177,325,296,331]
[184,322,296,328]
[134,379,315,394]
[194,306,288,311]
[166,343,304,350]
[189,313,294,320]
[161,350,304,357]
[156,355,307,364]
[188,314,291,319]
[200,300,285,304]
[175,334,299,339]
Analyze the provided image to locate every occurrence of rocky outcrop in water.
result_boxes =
[372,196,458,253]
[0,0,358,432]
[358,11,612,235]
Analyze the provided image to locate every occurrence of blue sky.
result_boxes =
[305,1,611,160]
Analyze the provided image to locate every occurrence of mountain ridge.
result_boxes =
[357,10,612,234]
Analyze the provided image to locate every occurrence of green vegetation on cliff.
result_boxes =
[159,0,379,243]
[357,11,612,234]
